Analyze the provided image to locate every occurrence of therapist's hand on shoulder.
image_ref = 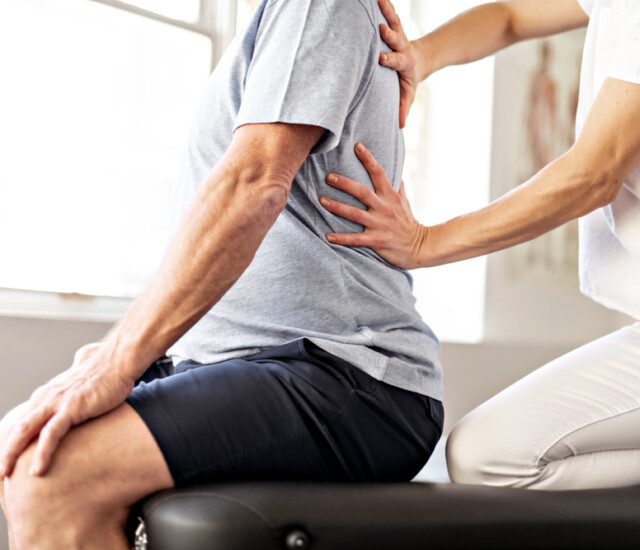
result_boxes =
[0,341,135,478]
[377,0,423,128]
[321,143,427,271]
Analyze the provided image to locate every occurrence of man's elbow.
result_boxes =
[238,171,291,214]
[258,182,290,212]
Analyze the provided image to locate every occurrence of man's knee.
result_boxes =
[4,437,113,548]
[5,443,61,516]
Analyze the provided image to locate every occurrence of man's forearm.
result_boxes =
[101,164,285,382]
[99,122,323,381]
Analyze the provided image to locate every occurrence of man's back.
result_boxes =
[167,0,442,401]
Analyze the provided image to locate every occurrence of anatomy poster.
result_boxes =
[492,29,586,285]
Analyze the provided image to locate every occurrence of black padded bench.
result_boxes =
[129,482,640,549]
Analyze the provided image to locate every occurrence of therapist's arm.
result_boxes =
[375,0,588,126]
[417,78,640,267]
[321,78,640,269]
[381,0,588,81]
[0,122,323,478]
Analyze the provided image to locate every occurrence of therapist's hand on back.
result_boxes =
[321,2,427,270]
[377,0,424,128]
[322,143,427,271]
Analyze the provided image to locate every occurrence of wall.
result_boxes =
[0,316,113,550]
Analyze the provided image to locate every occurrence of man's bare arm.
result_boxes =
[0,122,326,478]
[104,122,325,380]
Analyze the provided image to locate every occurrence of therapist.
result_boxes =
[322,0,640,489]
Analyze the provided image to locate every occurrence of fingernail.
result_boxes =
[381,53,388,63]
[327,234,336,242]
[327,174,338,183]
[356,143,366,153]
[29,466,37,476]
[320,197,330,207]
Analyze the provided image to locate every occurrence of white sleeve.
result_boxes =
[576,0,594,16]
[609,0,640,84]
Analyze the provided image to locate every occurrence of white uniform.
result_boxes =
[446,0,640,489]
[577,0,640,318]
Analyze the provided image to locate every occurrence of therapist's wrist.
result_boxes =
[414,35,440,81]
[415,223,445,269]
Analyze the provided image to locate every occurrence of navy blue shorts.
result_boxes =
[125,338,444,485]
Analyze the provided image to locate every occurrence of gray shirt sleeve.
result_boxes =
[234,0,377,154]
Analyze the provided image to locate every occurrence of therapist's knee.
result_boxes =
[446,412,491,485]
[445,407,522,487]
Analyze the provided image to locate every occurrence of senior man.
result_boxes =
[0,0,444,548]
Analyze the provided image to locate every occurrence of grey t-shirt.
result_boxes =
[166,0,443,400]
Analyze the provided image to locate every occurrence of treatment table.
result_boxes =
[128,481,640,549]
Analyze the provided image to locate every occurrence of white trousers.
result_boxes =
[446,322,640,490]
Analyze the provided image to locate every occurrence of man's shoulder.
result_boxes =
[265,0,377,31]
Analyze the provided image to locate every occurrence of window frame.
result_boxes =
[0,0,237,321]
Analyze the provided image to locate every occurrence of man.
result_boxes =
[0,0,443,547]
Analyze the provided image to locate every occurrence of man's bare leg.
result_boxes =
[3,402,174,550]
[1,403,31,550]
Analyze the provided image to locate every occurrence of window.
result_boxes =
[0,0,220,301]
[119,0,201,22]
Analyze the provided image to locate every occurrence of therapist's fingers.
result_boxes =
[325,231,375,248]
[324,173,385,209]
[399,88,415,129]
[378,0,403,35]
[399,179,408,200]
[319,196,377,228]
[354,143,395,197]
[380,24,405,52]
[379,51,408,72]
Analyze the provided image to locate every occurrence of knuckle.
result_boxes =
[362,187,375,203]
[17,418,31,433]
[30,387,45,401]
[370,163,383,176]
[383,205,395,218]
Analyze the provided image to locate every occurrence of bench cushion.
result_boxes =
[135,482,640,549]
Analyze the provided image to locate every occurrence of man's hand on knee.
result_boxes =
[0,343,135,479]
